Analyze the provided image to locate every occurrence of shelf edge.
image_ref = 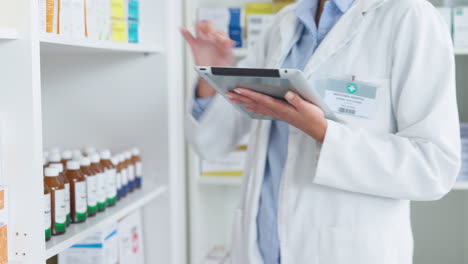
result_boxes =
[45,185,166,259]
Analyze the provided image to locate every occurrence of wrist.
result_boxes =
[305,118,328,143]
[196,78,216,98]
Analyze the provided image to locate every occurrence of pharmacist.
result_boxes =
[181,0,461,262]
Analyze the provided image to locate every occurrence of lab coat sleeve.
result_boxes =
[314,1,461,201]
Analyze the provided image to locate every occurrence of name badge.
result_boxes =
[323,77,378,119]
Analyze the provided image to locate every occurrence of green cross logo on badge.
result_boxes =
[347,83,358,94]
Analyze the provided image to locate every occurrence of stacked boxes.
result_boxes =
[58,223,118,264]
[128,0,139,43]
[39,0,138,44]
[58,210,144,264]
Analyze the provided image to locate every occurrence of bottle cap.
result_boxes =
[118,154,125,162]
[43,153,48,165]
[84,146,96,155]
[72,150,83,161]
[111,156,119,166]
[44,167,59,177]
[100,150,111,160]
[80,157,91,166]
[62,150,72,160]
[50,147,60,153]
[131,148,140,156]
[67,160,80,170]
[48,152,61,163]
[91,153,101,163]
[49,163,64,173]
[125,151,132,159]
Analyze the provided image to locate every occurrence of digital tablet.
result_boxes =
[195,66,336,120]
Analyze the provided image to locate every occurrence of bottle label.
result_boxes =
[74,181,87,221]
[128,165,136,181]
[121,169,128,185]
[64,183,71,214]
[107,168,117,198]
[136,162,142,176]
[116,171,122,188]
[97,172,107,203]
[86,175,97,207]
[54,189,67,232]
[44,193,51,236]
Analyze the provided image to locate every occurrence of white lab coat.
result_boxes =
[185,0,461,262]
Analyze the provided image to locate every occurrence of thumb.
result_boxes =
[180,27,196,46]
[285,91,305,110]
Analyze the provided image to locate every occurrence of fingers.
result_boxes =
[196,20,216,41]
[226,92,256,105]
[180,27,196,46]
[234,88,294,115]
[284,91,306,111]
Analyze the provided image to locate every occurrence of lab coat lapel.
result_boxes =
[302,0,387,78]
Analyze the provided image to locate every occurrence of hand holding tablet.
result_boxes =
[195,66,337,121]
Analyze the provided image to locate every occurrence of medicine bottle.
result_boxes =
[118,154,128,197]
[100,150,117,207]
[44,167,66,235]
[80,157,97,217]
[44,182,52,241]
[131,148,142,188]
[49,163,71,226]
[114,156,122,201]
[90,153,107,212]
[72,149,83,161]
[83,146,96,157]
[47,152,61,168]
[61,150,72,173]
[125,151,135,192]
[66,161,88,223]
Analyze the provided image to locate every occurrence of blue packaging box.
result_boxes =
[128,0,139,21]
[228,8,243,48]
[128,21,139,43]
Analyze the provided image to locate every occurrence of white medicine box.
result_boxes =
[118,210,145,264]
[58,223,118,264]
[453,7,468,47]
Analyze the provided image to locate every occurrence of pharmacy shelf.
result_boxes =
[198,176,242,186]
[39,33,164,53]
[45,184,167,259]
[0,28,18,40]
[453,181,468,190]
[233,48,247,58]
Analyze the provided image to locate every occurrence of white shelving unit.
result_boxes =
[40,33,164,53]
[0,0,187,264]
[0,28,18,39]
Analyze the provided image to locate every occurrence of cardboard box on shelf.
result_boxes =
[198,8,243,48]
[128,21,139,43]
[246,14,274,49]
[58,223,118,264]
[0,186,8,264]
[118,210,144,264]
[112,20,128,42]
